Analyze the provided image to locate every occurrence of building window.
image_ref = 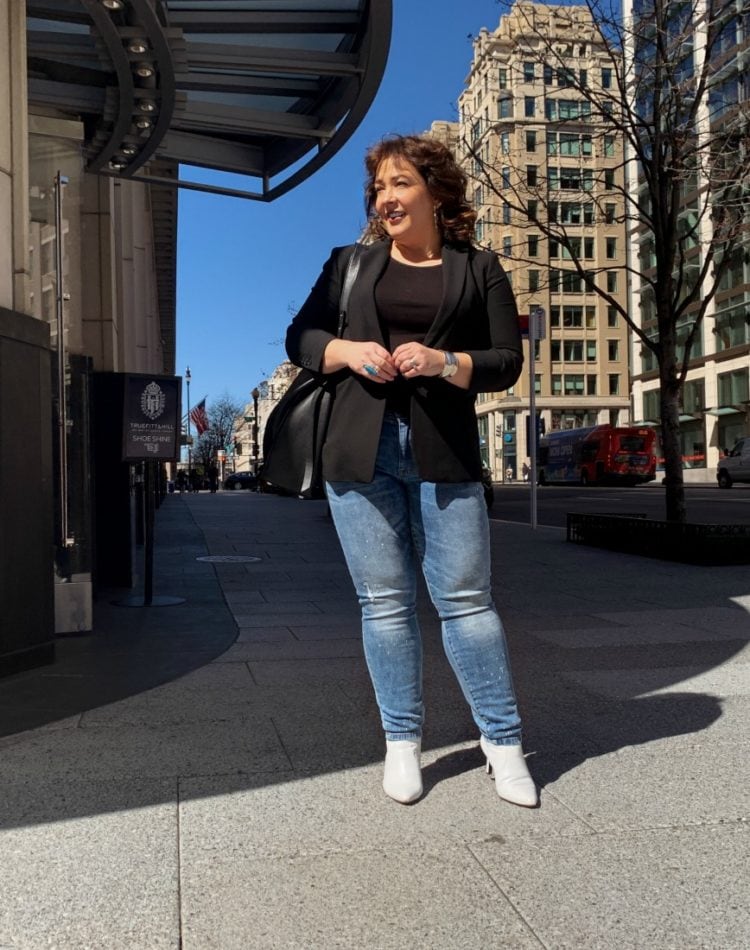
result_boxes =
[584,237,594,259]
[535,374,542,394]
[502,235,512,257]
[523,61,535,82]
[502,166,511,189]
[501,130,510,154]
[604,169,615,190]
[498,97,513,119]
[607,306,618,327]
[718,368,749,405]
[551,340,561,361]
[606,271,618,292]
[564,374,584,395]
[527,165,538,187]
[475,218,484,242]
[586,306,596,329]
[503,203,512,224]
[609,374,620,395]
[586,375,597,395]
[528,235,539,257]
[586,341,597,361]
[474,185,483,207]
[603,135,615,157]
[526,130,537,152]
[604,203,616,224]
[498,68,508,89]
[529,270,540,291]
[544,63,553,85]
[526,199,537,220]
[552,374,562,395]
[606,236,617,259]
[579,68,588,87]
[564,341,584,361]
[602,67,612,89]
[525,96,535,117]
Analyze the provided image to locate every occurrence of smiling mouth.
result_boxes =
[385,210,405,223]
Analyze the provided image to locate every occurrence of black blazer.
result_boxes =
[285,240,523,483]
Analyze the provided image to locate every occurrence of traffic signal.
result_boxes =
[525,413,545,451]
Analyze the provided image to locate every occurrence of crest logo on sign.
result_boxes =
[141,381,166,420]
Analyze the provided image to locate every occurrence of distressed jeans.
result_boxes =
[326,412,522,745]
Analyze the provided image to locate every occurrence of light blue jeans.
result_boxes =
[326,412,522,746]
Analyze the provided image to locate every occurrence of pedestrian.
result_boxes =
[506,465,513,483]
[522,461,530,483]
[286,134,536,808]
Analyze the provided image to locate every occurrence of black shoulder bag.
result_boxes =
[260,245,362,499]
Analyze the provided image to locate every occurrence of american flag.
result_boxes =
[189,398,209,435]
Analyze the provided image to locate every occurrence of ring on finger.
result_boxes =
[409,358,418,369]
[363,363,379,376]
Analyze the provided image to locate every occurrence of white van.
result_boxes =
[717,437,750,488]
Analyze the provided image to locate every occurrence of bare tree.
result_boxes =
[466,0,749,521]
[194,394,244,472]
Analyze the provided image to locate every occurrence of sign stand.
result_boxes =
[113,374,185,608]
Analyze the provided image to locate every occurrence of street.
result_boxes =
[488,482,750,528]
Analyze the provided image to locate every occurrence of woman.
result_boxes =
[286,134,536,807]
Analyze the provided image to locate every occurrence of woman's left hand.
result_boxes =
[392,343,446,378]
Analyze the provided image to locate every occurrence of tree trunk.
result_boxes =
[659,368,686,523]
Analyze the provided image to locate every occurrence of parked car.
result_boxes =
[224,471,257,491]
[717,437,750,488]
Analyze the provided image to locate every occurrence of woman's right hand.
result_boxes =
[322,339,397,383]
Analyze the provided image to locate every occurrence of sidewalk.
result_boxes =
[1,491,748,949]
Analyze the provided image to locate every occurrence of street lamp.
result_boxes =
[251,387,260,475]
[185,366,192,480]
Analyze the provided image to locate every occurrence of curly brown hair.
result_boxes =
[363,134,476,245]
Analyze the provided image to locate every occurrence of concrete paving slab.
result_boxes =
[529,622,750,647]
[0,778,178,948]
[178,749,587,862]
[470,824,750,950]
[563,660,750,700]
[212,639,365,662]
[592,606,750,636]
[540,739,750,831]
[179,843,541,950]
[0,719,291,782]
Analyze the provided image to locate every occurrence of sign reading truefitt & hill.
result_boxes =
[122,373,181,461]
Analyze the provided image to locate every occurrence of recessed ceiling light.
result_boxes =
[120,144,138,156]
[127,38,148,54]
[138,99,157,113]
[101,0,124,10]
[135,116,153,130]
[108,158,127,171]
[134,62,155,78]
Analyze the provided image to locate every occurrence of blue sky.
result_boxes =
[176,0,504,412]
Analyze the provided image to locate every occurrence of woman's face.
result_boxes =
[373,156,437,248]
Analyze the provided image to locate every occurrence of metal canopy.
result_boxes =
[26,0,391,200]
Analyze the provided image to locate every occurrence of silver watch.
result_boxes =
[440,351,459,378]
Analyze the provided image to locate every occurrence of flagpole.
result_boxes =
[185,366,192,480]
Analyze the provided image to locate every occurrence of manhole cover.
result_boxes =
[196,555,262,563]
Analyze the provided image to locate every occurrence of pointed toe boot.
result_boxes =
[480,736,538,808]
[383,739,423,804]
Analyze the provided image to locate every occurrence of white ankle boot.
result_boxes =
[383,739,423,804]
[480,736,538,808]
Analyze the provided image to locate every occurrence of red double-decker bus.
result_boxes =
[538,424,657,486]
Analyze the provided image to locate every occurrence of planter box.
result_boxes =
[566,512,750,565]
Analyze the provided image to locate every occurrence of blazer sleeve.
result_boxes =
[285,246,349,373]
[463,252,524,395]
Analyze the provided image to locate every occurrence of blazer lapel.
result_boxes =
[345,241,390,344]
[423,244,469,347]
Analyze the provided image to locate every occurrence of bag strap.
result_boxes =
[336,244,362,337]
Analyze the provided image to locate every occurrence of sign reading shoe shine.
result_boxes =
[122,373,181,461]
